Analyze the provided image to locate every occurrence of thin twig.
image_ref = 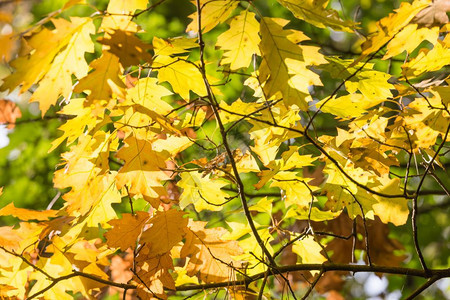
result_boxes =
[301,270,324,300]
[404,276,440,300]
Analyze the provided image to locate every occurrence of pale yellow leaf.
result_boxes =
[186,0,238,33]
[216,11,260,70]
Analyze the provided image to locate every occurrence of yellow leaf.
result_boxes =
[186,0,238,33]
[105,211,150,250]
[151,135,193,155]
[153,36,198,56]
[178,171,230,211]
[107,0,148,12]
[63,173,121,227]
[271,173,318,208]
[224,221,273,276]
[345,70,392,101]
[127,77,173,115]
[292,235,327,264]
[403,41,450,77]
[373,178,409,226]
[74,51,126,101]
[1,17,95,115]
[249,197,273,214]
[216,10,260,70]
[174,266,199,286]
[49,98,100,151]
[154,55,207,99]
[115,136,171,207]
[278,0,357,32]
[384,24,439,59]
[403,92,450,148]
[358,0,430,60]
[140,210,188,255]
[219,98,261,124]
[285,206,341,221]
[234,148,260,173]
[321,57,393,102]
[0,226,25,250]
[134,251,174,298]
[259,17,322,109]
[100,0,147,32]
[317,94,368,119]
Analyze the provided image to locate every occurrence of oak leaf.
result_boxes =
[140,210,188,255]
[186,0,238,33]
[178,171,230,211]
[99,30,153,67]
[1,17,95,115]
[181,221,242,283]
[105,211,151,250]
[216,11,261,70]
[259,17,322,109]
[278,0,357,32]
[74,51,126,102]
[115,136,171,207]
[0,203,57,221]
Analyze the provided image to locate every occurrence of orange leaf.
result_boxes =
[104,211,150,250]
[140,210,188,255]
[0,99,21,129]
[181,221,242,283]
[135,252,175,299]
[0,203,58,221]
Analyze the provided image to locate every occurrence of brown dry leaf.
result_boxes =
[104,211,150,250]
[366,218,407,268]
[412,0,450,26]
[181,221,243,283]
[0,99,21,129]
[139,210,188,255]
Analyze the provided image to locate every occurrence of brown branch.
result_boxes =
[27,270,136,299]
[5,242,450,299]
[257,269,270,300]
[0,246,53,280]
[174,264,450,291]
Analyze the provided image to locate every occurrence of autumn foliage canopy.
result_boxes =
[0,0,449,299]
